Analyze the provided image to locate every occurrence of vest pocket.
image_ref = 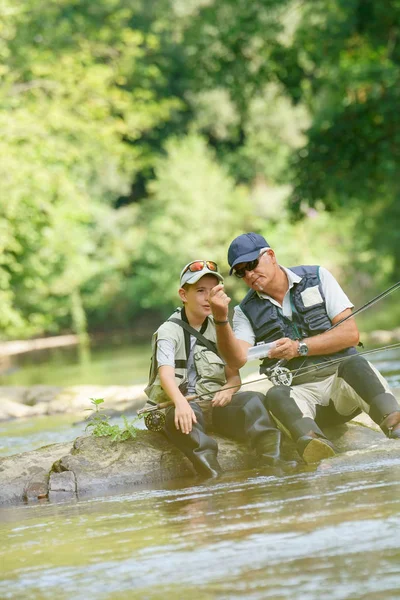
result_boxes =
[303,306,331,332]
[194,349,226,382]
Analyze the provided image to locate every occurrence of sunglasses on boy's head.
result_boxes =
[233,251,268,279]
[182,260,219,275]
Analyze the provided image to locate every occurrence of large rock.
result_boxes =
[1,418,400,506]
[0,442,74,505]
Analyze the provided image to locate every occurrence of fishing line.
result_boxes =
[330,280,400,330]
[139,280,400,418]
[138,341,400,414]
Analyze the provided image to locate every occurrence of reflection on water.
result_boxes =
[0,461,399,599]
[0,414,85,457]
[1,349,400,598]
[0,341,152,387]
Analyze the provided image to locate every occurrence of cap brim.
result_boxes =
[229,249,260,274]
[181,269,224,286]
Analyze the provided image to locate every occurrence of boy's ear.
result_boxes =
[178,287,187,303]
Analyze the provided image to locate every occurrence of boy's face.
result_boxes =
[179,274,220,318]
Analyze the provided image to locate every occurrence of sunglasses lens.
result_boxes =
[187,260,218,273]
[234,258,259,278]
[234,269,245,278]
[188,261,207,272]
[206,261,218,272]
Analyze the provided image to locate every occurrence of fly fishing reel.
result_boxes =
[144,410,166,432]
[269,366,293,387]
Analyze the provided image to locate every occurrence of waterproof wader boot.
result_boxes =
[265,385,336,464]
[164,402,222,478]
[337,355,400,439]
[380,411,400,438]
[213,391,298,471]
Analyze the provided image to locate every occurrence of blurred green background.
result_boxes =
[1,0,400,347]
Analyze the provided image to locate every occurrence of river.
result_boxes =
[0,346,400,599]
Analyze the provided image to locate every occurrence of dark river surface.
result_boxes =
[0,347,400,599]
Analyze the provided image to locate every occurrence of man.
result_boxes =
[209,232,400,464]
[143,259,296,477]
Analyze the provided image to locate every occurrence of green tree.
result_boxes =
[133,133,255,314]
[288,0,400,278]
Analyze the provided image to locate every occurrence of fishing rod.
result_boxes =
[137,340,400,418]
[330,280,400,330]
[138,280,400,429]
[276,279,400,383]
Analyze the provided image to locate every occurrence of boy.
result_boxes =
[143,259,295,477]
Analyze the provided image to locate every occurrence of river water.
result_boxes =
[0,347,400,599]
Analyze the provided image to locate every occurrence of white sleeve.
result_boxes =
[155,338,176,368]
[319,267,354,320]
[232,306,256,345]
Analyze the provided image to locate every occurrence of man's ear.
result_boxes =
[178,287,187,303]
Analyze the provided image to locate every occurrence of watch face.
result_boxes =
[298,342,308,356]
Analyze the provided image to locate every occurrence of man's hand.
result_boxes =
[209,284,231,321]
[211,388,234,408]
[268,337,298,361]
[174,398,197,434]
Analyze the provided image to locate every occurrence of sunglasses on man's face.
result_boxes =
[234,252,268,279]
[182,260,218,276]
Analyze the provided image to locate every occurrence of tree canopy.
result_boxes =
[1,0,399,340]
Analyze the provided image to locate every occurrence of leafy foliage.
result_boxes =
[85,398,140,441]
[287,0,400,276]
[1,0,399,341]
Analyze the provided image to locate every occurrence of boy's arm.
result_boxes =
[211,364,241,408]
[158,365,197,434]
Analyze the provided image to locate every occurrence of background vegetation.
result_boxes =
[1,0,399,342]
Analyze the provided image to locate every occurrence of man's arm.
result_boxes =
[268,308,360,361]
[209,284,251,369]
[158,365,197,434]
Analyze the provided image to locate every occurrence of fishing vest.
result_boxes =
[240,265,356,375]
[143,308,226,409]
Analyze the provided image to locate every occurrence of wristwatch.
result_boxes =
[297,341,309,356]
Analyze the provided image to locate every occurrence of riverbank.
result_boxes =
[1,411,399,505]
[1,374,400,422]
[0,384,147,421]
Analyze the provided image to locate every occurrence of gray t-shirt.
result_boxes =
[233,266,354,345]
[156,336,198,394]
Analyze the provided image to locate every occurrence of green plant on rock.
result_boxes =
[85,398,140,442]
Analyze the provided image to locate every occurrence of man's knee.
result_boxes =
[265,385,291,412]
[337,354,387,400]
[337,354,367,380]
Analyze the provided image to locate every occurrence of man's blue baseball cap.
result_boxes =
[228,232,270,274]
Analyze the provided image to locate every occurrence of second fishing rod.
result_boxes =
[138,279,400,418]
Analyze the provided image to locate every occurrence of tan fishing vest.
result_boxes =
[143,309,226,413]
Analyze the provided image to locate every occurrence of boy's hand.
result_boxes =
[209,284,231,321]
[212,388,234,408]
[174,398,197,434]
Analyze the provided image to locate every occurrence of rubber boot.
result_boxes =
[255,429,298,472]
[191,448,222,478]
[239,393,298,470]
[379,411,400,439]
[338,357,400,435]
[164,403,222,477]
[287,417,336,464]
[296,432,337,464]
[265,385,337,465]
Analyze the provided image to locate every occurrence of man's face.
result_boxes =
[180,274,220,317]
[234,249,276,291]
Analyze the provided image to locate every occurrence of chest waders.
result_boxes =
[143,310,298,475]
[243,269,400,462]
